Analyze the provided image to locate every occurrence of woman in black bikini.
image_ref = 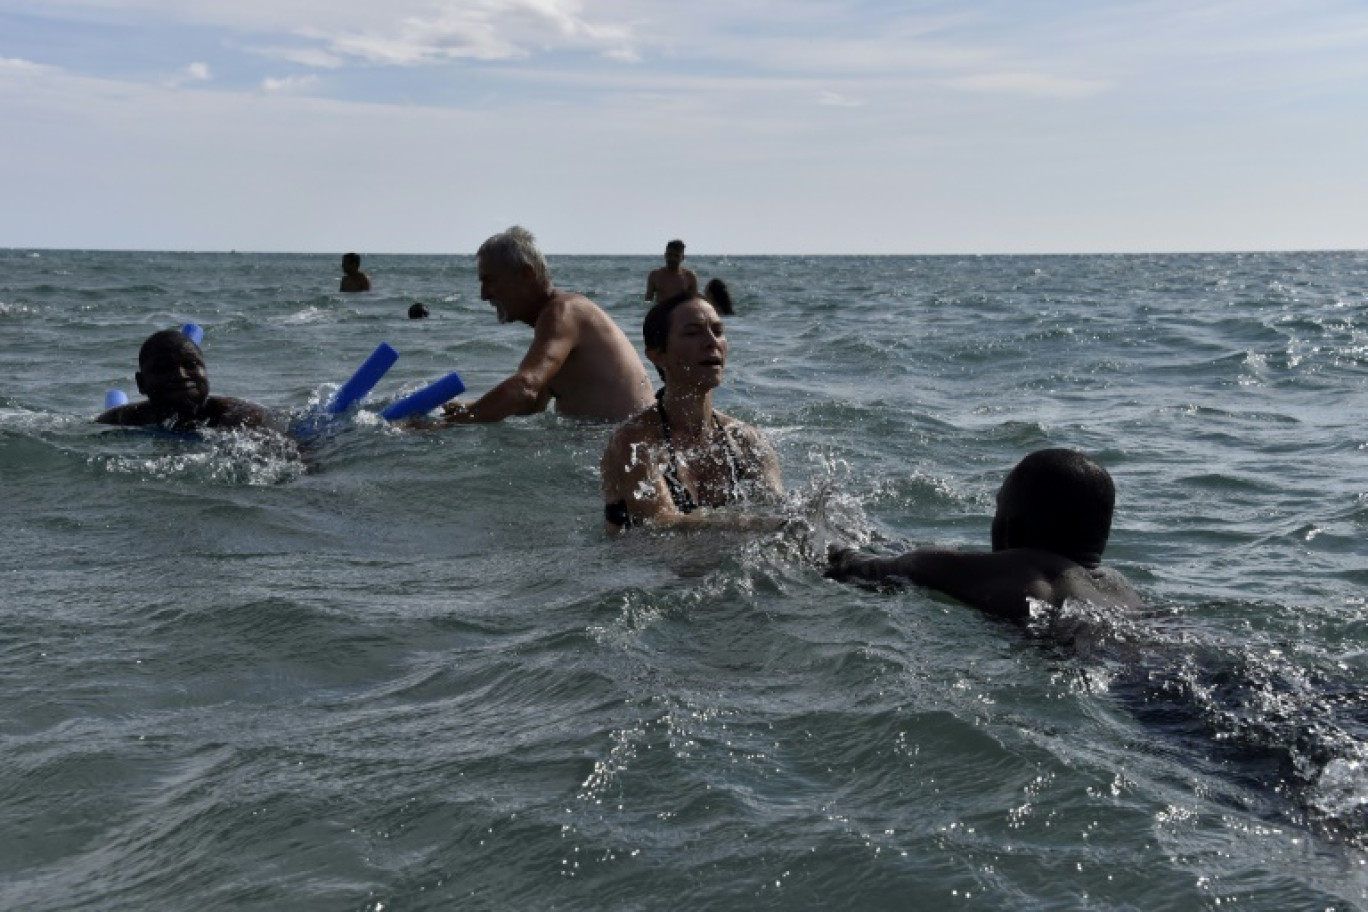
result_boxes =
[601,291,782,533]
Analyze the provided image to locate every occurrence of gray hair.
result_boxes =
[477,225,551,290]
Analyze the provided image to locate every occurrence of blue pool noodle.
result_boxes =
[181,322,204,346]
[380,372,467,422]
[104,389,129,410]
[327,343,399,415]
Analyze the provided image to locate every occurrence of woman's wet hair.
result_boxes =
[643,290,702,352]
[703,278,734,315]
[996,448,1115,566]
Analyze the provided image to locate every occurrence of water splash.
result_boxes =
[1032,597,1368,844]
[101,427,305,486]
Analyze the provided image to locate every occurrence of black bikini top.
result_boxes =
[603,389,743,528]
[655,388,742,514]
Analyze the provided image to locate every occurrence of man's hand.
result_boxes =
[825,544,913,591]
[825,544,874,581]
[442,400,473,423]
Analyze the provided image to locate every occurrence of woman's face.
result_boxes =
[650,298,727,391]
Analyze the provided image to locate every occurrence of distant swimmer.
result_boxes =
[826,448,1141,620]
[95,329,276,432]
[339,253,371,292]
[644,239,698,305]
[601,291,782,533]
[703,278,734,315]
[440,226,652,424]
[408,302,429,319]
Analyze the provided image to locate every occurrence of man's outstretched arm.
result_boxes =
[826,546,1051,622]
[445,303,577,423]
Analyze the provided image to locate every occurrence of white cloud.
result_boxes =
[167,61,211,87]
[249,46,346,69]
[294,0,638,67]
[816,91,863,108]
[602,46,640,64]
[0,56,55,73]
[943,72,1109,100]
[260,73,319,94]
[15,0,640,68]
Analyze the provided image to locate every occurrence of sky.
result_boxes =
[3,0,1367,255]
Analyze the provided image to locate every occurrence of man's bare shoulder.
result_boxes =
[528,293,583,337]
[96,402,159,426]
[544,290,603,320]
[548,291,631,339]
[203,396,275,430]
[960,549,1140,612]
[1054,563,1143,610]
[93,398,273,431]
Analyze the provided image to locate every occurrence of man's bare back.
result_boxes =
[537,291,652,420]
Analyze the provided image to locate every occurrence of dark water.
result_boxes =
[2,249,1367,909]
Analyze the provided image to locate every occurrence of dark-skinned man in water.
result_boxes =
[96,329,275,432]
[440,226,652,424]
[826,448,1141,620]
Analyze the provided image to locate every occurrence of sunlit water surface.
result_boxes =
[2,249,1367,910]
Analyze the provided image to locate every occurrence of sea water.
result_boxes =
[1,249,1366,910]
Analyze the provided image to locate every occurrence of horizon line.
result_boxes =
[5,246,1367,258]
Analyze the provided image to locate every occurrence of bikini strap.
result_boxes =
[712,413,743,497]
[654,388,697,513]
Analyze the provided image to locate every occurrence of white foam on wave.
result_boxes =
[102,428,305,486]
[281,305,329,325]
[1311,757,1368,817]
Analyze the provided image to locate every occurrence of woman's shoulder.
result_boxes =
[605,406,663,450]
[602,407,668,483]
[714,411,765,443]
[714,409,742,427]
